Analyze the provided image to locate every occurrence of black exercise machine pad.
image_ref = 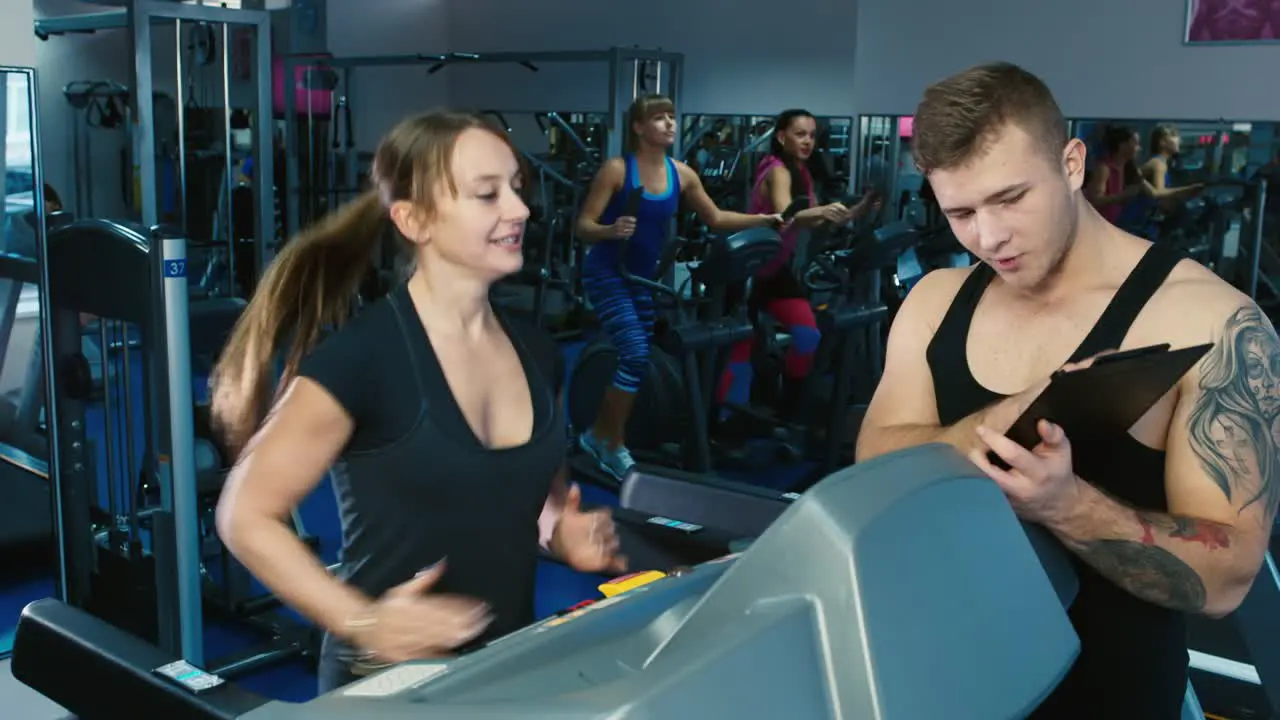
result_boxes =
[989,342,1213,468]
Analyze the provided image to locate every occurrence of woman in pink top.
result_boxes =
[718,109,877,423]
[1084,125,1149,225]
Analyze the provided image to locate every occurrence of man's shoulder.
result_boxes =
[1148,260,1261,344]
[901,265,977,331]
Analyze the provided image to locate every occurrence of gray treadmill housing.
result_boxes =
[243,444,1080,719]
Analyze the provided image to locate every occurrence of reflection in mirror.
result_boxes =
[679,113,853,237]
[0,66,55,660]
[857,112,1280,309]
[4,71,39,260]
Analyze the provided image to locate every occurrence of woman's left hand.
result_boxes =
[551,484,628,574]
[765,213,792,230]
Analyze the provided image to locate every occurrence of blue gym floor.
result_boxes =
[0,339,812,702]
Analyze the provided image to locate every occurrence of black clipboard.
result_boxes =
[988,342,1214,469]
[782,197,809,221]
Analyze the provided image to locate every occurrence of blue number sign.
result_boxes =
[163,259,187,278]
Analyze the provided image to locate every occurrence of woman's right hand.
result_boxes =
[352,561,492,664]
[611,216,638,239]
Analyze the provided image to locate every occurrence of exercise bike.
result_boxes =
[743,223,923,479]
[567,228,784,484]
[610,224,932,549]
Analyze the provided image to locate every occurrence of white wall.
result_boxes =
[0,0,36,68]
[326,0,451,151]
[854,0,1280,120]
[445,0,860,118]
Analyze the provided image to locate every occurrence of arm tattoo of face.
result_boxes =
[1187,305,1280,521]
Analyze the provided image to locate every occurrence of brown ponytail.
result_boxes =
[210,189,385,455]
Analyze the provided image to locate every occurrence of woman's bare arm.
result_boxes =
[215,378,370,641]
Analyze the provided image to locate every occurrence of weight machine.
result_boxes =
[280,47,684,237]
[33,1,276,670]
[35,1,277,299]
[61,80,130,219]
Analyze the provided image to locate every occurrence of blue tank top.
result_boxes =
[583,154,681,278]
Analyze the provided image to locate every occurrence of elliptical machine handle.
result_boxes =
[816,253,852,293]
[613,186,685,312]
[616,237,685,316]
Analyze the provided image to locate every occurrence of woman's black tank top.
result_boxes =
[926,246,1189,718]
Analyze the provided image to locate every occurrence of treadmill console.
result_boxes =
[15,444,1080,720]
[238,443,1078,719]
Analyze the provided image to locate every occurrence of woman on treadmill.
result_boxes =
[211,111,627,693]
[717,109,879,424]
[1131,124,1205,237]
[574,94,781,480]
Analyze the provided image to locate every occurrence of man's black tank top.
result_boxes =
[927,246,1189,718]
[312,285,565,688]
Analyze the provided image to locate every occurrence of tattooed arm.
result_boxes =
[1049,302,1280,617]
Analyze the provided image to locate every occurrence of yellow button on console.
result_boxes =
[598,570,667,597]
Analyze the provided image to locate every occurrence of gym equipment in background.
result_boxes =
[0,66,53,554]
[1185,549,1280,718]
[0,249,50,551]
[279,48,684,241]
[36,4,277,301]
[62,80,131,220]
[568,228,782,479]
[12,442,1117,719]
[42,218,314,679]
[481,110,597,338]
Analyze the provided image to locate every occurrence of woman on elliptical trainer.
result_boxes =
[575,94,783,480]
[1084,125,1152,228]
[718,109,879,425]
[1085,124,1157,230]
[211,111,625,694]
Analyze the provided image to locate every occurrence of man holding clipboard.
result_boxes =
[857,62,1280,719]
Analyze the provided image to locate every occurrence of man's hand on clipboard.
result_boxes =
[971,418,1079,524]
[967,350,1118,524]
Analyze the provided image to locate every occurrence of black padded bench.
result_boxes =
[11,598,269,719]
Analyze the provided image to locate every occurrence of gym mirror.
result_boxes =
[0,66,55,660]
[1069,118,1279,182]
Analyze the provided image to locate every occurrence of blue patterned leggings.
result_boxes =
[583,270,656,393]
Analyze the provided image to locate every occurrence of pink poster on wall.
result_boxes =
[1185,0,1280,43]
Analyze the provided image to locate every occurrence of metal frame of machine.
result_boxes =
[34,0,277,289]
[31,1,276,669]
[279,47,684,235]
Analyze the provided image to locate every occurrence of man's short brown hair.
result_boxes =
[913,62,1068,174]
